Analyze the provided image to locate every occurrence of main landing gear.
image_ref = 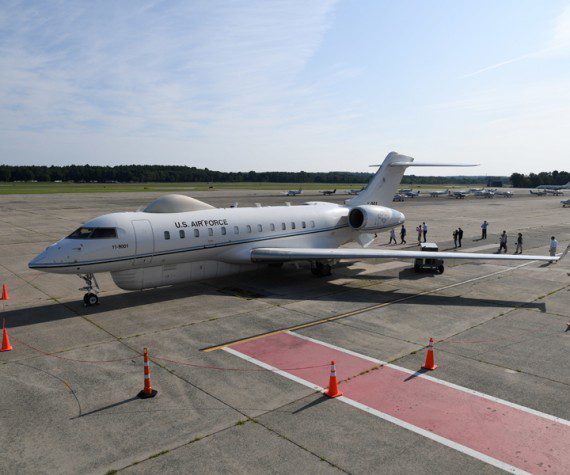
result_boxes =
[79,273,100,306]
[311,261,332,277]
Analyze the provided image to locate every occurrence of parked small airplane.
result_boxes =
[474,189,495,198]
[450,190,468,199]
[562,199,570,207]
[320,189,337,196]
[536,182,570,190]
[545,189,564,196]
[429,189,450,197]
[393,194,405,202]
[285,189,302,196]
[403,190,420,198]
[29,152,565,305]
[530,189,547,196]
[494,190,513,198]
[347,188,364,195]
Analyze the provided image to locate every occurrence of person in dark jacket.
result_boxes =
[498,230,508,253]
[400,224,407,244]
[457,227,463,247]
[514,233,523,254]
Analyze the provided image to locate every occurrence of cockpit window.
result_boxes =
[91,228,118,238]
[67,227,117,239]
[68,227,94,239]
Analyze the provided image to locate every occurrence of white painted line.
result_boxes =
[289,331,570,427]
[225,345,529,475]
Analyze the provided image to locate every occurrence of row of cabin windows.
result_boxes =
[163,220,316,240]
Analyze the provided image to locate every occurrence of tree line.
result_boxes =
[0,163,501,185]
[510,171,570,188]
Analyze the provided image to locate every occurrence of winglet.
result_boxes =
[556,244,570,263]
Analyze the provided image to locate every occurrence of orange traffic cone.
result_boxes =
[421,337,437,370]
[137,347,157,398]
[1,284,9,301]
[1,320,12,352]
[324,360,343,398]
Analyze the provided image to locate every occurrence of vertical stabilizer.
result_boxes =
[346,152,414,207]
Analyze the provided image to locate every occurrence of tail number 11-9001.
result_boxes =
[112,244,128,250]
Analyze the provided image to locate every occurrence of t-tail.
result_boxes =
[346,151,478,207]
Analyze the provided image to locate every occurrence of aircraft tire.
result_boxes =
[437,265,445,274]
[84,293,99,306]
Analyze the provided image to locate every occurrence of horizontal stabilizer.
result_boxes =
[388,162,478,167]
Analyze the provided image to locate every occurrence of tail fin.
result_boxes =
[346,152,477,207]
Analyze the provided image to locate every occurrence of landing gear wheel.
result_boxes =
[437,265,445,274]
[268,262,284,268]
[84,293,99,306]
[311,262,332,277]
[414,263,421,273]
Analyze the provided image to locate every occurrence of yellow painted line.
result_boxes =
[202,260,535,352]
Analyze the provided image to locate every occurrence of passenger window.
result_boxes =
[194,229,199,237]
[164,231,170,240]
[270,223,275,231]
[208,228,213,236]
[234,226,239,234]
[310,220,315,228]
[282,223,286,230]
[291,222,296,230]
[221,227,227,235]
[179,230,185,239]
[247,225,252,233]
[302,221,306,229]
[257,224,262,232]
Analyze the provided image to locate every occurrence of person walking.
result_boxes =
[416,225,422,245]
[481,220,488,240]
[400,224,407,244]
[457,227,463,247]
[514,233,523,254]
[453,229,458,248]
[549,236,558,262]
[422,222,428,242]
[389,228,397,244]
[498,230,508,253]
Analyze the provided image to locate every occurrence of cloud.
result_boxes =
[463,3,570,78]
[1,0,366,168]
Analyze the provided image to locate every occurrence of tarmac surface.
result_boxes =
[0,189,569,474]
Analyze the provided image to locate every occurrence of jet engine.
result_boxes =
[348,205,404,231]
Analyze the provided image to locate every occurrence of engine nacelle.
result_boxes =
[348,205,405,231]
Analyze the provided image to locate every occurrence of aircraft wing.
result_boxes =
[251,247,566,263]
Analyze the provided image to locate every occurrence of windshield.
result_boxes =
[67,227,117,239]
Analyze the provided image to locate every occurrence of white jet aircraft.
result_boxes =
[29,152,565,305]
[285,189,302,196]
[429,189,450,197]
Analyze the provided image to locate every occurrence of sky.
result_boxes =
[1,0,570,175]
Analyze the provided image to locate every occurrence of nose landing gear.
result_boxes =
[79,273,100,306]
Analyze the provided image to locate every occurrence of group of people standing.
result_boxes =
[389,222,428,245]
[387,220,558,260]
[452,228,464,248]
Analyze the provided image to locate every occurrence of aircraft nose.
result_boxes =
[28,250,48,269]
[28,243,63,269]
[397,211,405,224]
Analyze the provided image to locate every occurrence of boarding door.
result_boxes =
[132,220,154,266]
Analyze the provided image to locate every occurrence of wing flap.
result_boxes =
[251,247,560,262]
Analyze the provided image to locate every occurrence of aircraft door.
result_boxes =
[132,220,154,265]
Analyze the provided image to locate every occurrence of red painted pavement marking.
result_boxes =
[231,332,570,474]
